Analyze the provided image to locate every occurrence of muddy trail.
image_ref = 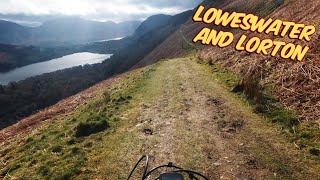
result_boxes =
[126,59,267,179]
[1,57,320,179]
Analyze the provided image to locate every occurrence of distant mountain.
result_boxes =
[33,17,141,45]
[106,10,194,73]
[0,20,32,44]
[117,20,143,35]
[0,18,141,46]
[79,14,178,54]
[133,14,171,39]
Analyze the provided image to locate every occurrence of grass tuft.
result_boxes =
[51,145,63,153]
[75,120,109,137]
[309,148,320,157]
[52,167,81,180]
[269,109,299,128]
[39,165,49,176]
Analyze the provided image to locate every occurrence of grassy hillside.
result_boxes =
[1,57,320,179]
[0,65,149,178]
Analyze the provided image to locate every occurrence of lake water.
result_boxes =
[93,37,123,43]
[0,52,112,85]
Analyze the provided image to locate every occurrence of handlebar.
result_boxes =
[127,155,209,180]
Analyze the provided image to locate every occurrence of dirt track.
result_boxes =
[88,57,320,179]
[130,59,271,179]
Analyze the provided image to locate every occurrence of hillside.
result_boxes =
[132,14,171,39]
[0,18,141,46]
[197,0,320,122]
[1,57,320,179]
[137,0,284,65]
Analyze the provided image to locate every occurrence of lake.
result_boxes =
[0,52,112,85]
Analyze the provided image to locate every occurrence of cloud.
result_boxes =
[0,0,202,22]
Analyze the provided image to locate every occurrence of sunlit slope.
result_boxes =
[197,0,320,121]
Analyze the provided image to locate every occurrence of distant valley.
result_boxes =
[0,17,141,46]
[0,11,192,128]
[0,14,182,73]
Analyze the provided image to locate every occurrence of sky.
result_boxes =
[0,0,202,26]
